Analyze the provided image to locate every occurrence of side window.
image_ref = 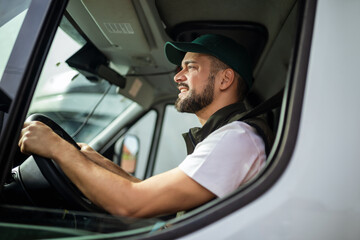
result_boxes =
[153,105,200,175]
[115,110,157,179]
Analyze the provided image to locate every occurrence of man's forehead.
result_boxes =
[182,52,210,65]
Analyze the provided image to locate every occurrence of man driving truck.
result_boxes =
[19,34,267,218]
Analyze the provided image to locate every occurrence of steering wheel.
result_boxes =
[20,114,104,212]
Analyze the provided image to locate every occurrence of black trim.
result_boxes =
[131,0,317,239]
[0,0,68,191]
[144,103,167,179]
[63,11,91,43]
[136,107,160,180]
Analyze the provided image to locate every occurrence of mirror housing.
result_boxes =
[117,135,139,174]
[66,42,126,88]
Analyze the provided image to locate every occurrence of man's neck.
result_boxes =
[195,108,211,126]
[196,100,238,126]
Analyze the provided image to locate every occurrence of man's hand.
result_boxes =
[18,121,68,159]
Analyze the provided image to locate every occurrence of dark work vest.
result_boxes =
[182,102,274,156]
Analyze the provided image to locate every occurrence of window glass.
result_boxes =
[27,16,134,143]
[0,0,31,80]
[153,105,200,175]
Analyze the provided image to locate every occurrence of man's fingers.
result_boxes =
[23,121,31,127]
[19,121,34,147]
[18,132,29,155]
[18,121,41,154]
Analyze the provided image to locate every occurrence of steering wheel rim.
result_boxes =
[25,114,104,212]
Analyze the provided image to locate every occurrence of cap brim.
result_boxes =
[165,42,213,66]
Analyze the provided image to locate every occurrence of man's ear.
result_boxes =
[219,68,235,91]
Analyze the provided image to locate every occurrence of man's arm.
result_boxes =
[19,121,215,218]
[78,143,141,183]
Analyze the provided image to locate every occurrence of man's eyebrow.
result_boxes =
[182,60,197,66]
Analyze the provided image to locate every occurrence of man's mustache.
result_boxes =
[177,83,189,89]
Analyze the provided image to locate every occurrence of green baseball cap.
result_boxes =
[165,34,253,88]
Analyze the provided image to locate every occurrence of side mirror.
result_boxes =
[119,135,139,174]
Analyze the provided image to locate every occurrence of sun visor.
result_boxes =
[81,0,150,52]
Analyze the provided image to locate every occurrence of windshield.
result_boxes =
[0,0,30,81]
[27,16,135,143]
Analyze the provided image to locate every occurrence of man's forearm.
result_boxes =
[52,141,139,215]
[87,154,141,183]
[78,144,141,183]
[53,142,215,218]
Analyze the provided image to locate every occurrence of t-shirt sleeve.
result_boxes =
[179,122,266,198]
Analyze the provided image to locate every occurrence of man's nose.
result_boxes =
[174,68,186,83]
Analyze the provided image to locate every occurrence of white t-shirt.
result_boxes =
[179,121,266,198]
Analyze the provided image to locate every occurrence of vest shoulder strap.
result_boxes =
[243,117,274,156]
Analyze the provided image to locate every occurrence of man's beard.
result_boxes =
[175,73,215,113]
